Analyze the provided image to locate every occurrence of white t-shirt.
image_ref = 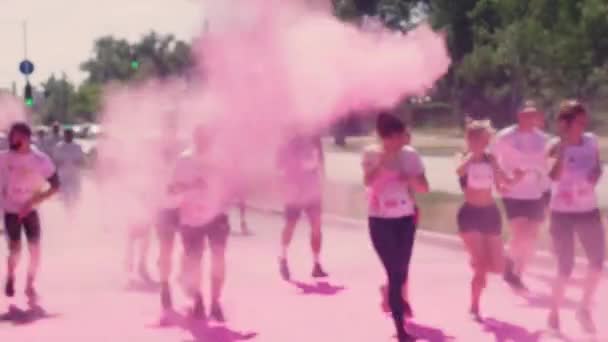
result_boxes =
[53,142,85,184]
[491,126,548,200]
[550,133,600,213]
[362,145,425,218]
[172,151,226,227]
[278,136,323,205]
[0,149,56,213]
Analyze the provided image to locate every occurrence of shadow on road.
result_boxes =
[154,311,258,342]
[482,317,543,342]
[523,291,579,311]
[406,322,456,342]
[0,304,61,325]
[125,277,162,293]
[291,280,346,296]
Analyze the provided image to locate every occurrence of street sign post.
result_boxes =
[19,60,35,75]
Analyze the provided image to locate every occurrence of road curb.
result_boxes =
[246,203,597,274]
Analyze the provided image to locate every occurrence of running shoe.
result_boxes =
[5,277,15,297]
[158,308,175,327]
[210,301,226,323]
[279,258,291,281]
[576,307,596,334]
[469,305,482,323]
[311,263,328,278]
[547,311,560,332]
[503,262,528,292]
[190,294,206,321]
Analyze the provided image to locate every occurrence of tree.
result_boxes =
[70,83,102,122]
[80,32,194,84]
[39,74,76,124]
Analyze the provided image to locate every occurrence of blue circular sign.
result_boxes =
[19,60,35,75]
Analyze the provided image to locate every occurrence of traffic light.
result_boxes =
[130,55,140,71]
[24,81,34,107]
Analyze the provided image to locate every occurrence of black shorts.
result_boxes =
[457,204,502,235]
[550,210,605,278]
[4,211,41,244]
[285,200,322,222]
[181,215,230,255]
[156,208,180,242]
[502,198,545,222]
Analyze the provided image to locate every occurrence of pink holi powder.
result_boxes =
[89,0,450,228]
[0,94,26,132]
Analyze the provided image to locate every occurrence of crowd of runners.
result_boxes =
[0,98,605,341]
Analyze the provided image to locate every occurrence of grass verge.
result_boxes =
[252,180,608,257]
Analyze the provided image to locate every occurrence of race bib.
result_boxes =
[377,186,412,216]
[555,178,594,206]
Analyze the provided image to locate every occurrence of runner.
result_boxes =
[0,122,60,300]
[53,128,86,212]
[171,126,231,322]
[362,113,429,342]
[156,119,186,324]
[491,103,548,292]
[380,123,418,316]
[277,131,327,281]
[42,122,62,161]
[34,128,48,154]
[456,119,523,320]
[125,219,153,284]
[547,101,605,333]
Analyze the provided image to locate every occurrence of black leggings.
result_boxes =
[369,216,416,332]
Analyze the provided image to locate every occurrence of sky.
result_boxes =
[0,0,204,92]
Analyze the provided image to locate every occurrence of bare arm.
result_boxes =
[547,140,563,181]
[407,173,430,193]
[20,173,60,218]
[32,174,60,205]
[588,148,603,185]
[456,153,472,177]
[489,154,523,190]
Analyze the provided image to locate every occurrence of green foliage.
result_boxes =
[32,31,194,124]
[81,32,194,84]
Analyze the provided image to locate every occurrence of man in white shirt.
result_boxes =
[491,103,549,291]
[53,128,85,211]
[167,126,230,322]
[0,122,60,300]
